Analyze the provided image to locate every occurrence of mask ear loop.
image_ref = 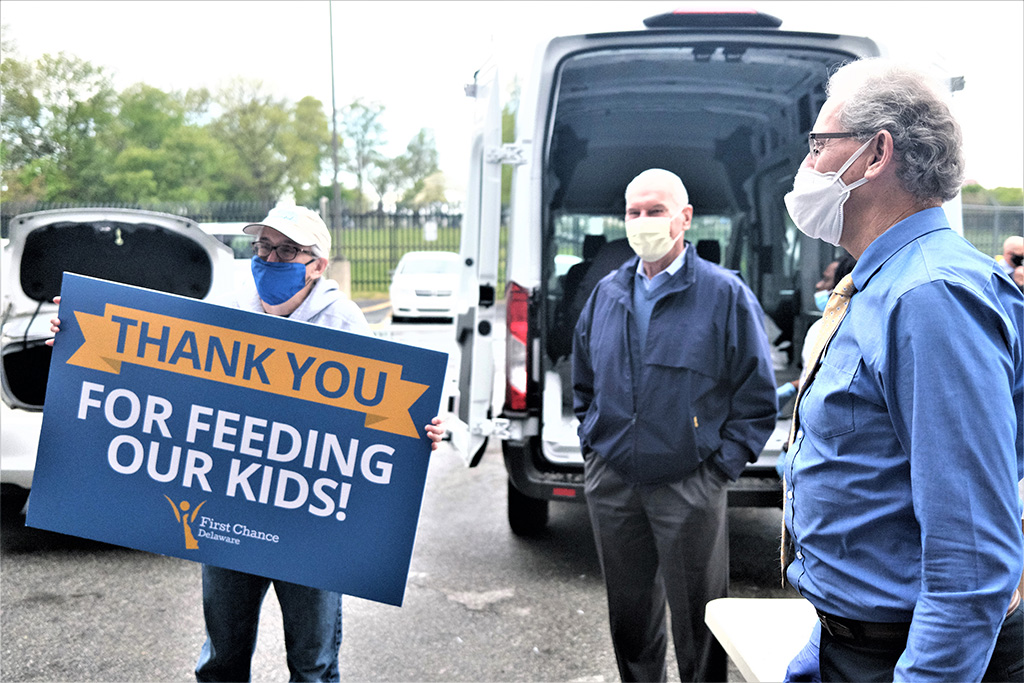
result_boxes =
[304,254,327,289]
[835,137,876,191]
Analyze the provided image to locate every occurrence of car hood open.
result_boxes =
[1,207,236,410]
[6,208,236,305]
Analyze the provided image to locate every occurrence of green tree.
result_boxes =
[963,183,1024,207]
[368,156,403,211]
[104,125,230,203]
[111,83,186,151]
[396,128,441,209]
[212,82,329,203]
[103,147,160,201]
[1,51,117,201]
[991,186,1024,206]
[341,99,386,212]
[281,95,330,205]
[100,83,221,203]
[211,79,291,202]
[315,182,359,206]
[0,42,332,206]
[409,170,448,209]
[0,52,43,201]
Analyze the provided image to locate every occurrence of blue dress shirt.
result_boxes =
[784,208,1024,681]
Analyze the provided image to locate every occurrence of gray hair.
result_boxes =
[625,168,690,209]
[827,59,964,202]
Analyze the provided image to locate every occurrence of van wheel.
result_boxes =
[507,480,548,536]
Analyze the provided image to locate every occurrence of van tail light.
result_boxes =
[505,282,529,411]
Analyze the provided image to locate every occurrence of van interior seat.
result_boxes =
[697,239,721,264]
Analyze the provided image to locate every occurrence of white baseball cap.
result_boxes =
[244,205,331,256]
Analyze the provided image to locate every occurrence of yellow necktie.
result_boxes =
[781,273,857,584]
[787,273,857,448]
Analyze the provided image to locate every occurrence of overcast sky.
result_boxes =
[3,1,1022,196]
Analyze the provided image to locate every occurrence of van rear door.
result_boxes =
[450,66,503,467]
[531,22,881,476]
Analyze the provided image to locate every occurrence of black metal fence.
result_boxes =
[962,204,1024,258]
[0,200,280,234]
[337,209,463,293]
[1,200,464,294]
[1,200,1018,294]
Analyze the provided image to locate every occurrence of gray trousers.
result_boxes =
[584,453,729,682]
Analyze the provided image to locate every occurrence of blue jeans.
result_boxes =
[195,565,343,682]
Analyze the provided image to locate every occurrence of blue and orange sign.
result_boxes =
[26,274,447,607]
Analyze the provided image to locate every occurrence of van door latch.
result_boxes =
[485,144,528,166]
[474,418,511,440]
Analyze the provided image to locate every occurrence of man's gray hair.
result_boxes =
[625,168,690,208]
[827,59,964,203]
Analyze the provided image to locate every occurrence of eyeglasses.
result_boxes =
[251,240,316,262]
[808,131,872,156]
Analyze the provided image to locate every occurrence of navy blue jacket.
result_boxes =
[573,247,777,484]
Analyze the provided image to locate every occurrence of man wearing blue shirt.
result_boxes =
[782,59,1024,681]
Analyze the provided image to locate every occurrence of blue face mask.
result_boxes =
[250,256,309,305]
[814,289,830,312]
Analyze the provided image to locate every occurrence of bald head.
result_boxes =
[1003,235,1023,262]
[625,169,689,211]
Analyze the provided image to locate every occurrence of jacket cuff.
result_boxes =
[715,441,753,481]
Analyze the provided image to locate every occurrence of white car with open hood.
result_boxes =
[1,207,237,517]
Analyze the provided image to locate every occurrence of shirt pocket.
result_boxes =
[802,347,861,439]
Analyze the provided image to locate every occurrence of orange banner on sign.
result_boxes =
[67,304,428,438]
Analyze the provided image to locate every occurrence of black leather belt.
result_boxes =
[816,610,911,644]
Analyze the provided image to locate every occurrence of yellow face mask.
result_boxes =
[625,215,681,262]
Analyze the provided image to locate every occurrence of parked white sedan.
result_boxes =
[389,251,461,323]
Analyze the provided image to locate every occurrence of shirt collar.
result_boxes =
[852,207,949,291]
[635,243,687,289]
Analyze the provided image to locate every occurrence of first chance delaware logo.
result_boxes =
[166,495,206,549]
[165,497,283,549]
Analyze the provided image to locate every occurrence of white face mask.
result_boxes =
[784,139,873,246]
[625,216,682,262]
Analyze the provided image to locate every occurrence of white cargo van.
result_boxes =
[451,9,958,535]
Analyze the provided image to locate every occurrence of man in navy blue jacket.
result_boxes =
[573,168,777,682]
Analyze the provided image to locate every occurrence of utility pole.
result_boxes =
[328,1,342,239]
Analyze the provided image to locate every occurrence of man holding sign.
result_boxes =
[48,205,445,683]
